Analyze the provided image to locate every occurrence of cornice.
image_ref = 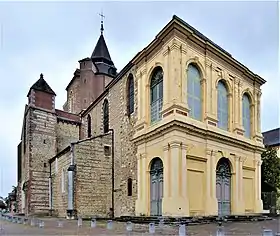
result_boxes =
[132,120,264,153]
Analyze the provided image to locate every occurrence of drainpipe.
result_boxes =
[67,143,76,219]
[109,129,115,219]
[49,164,52,215]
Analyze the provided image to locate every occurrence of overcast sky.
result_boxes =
[0,1,278,197]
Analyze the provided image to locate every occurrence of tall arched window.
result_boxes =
[217,81,229,130]
[87,114,92,138]
[242,94,251,138]
[150,67,163,123]
[187,64,202,120]
[127,74,134,116]
[103,99,109,133]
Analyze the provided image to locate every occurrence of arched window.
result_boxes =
[242,94,251,138]
[217,81,229,130]
[150,67,163,123]
[87,114,91,138]
[187,64,202,120]
[127,74,134,116]
[127,178,132,196]
[103,99,109,133]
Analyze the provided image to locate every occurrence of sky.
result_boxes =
[0,1,279,197]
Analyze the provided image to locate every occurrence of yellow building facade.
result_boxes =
[133,16,265,217]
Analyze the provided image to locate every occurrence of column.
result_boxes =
[163,47,170,107]
[181,144,187,198]
[238,81,243,128]
[257,92,261,133]
[137,73,142,120]
[205,59,212,116]
[163,145,169,198]
[228,93,233,131]
[239,156,245,214]
[233,78,240,128]
[201,78,207,120]
[181,45,188,105]
[254,159,263,213]
[141,68,147,121]
[169,39,181,104]
[135,153,146,216]
[137,155,142,200]
[234,156,240,213]
[170,141,181,197]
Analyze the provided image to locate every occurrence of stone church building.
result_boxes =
[17,15,265,218]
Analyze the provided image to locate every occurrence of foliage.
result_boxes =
[261,146,280,190]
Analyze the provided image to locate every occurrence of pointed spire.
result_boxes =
[27,73,56,96]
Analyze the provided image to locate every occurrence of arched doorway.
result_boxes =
[150,157,163,216]
[216,158,231,216]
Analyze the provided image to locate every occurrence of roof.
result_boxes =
[91,34,113,65]
[55,109,81,123]
[27,73,56,96]
[262,128,280,147]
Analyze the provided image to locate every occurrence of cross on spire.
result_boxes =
[99,11,105,35]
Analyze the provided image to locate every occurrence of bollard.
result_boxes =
[39,220,44,228]
[126,221,133,232]
[179,224,186,236]
[107,220,113,230]
[262,229,273,236]
[30,217,36,227]
[90,218,96,228]
[159,218,164,229]
[149,222,155,234]
[57,219,63,228]
[77,217,82,227]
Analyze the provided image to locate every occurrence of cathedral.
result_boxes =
[17,15,265,219]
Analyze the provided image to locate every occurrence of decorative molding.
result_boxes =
[205,58,212,67]
[180,44,187,55]
[169,140,181,149]
[181,143,188,150]
[162,46,170,57]
[163,144,170,151]
[239,156,247,164]
[186,155,207,162]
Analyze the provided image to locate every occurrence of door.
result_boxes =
[150,158,163,216]
[216,158,231,216]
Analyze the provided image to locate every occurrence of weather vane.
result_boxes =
[99,11,105,34]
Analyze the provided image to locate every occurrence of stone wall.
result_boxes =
[50,149,71,217]
[81,67,138,217]
[56,121,79,153]
[74,134,112,218]
[28,107,57,215]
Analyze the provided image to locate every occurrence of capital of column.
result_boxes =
[254,159,262,166]
[163,144,170,152]
[206,148,216,157]
[169,141,181,149]
[139,153,147,160]
[162,46,170,57]
[239,156,247,164]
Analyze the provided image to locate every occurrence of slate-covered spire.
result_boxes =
[90,14,117,77]
[27,73,56,97]
[91,34,113,66]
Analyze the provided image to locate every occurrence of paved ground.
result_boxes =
[0,216,280,235]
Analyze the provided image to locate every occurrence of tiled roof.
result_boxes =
[262,128,280,147]
[55,109,81,123]
[28,73,56,96]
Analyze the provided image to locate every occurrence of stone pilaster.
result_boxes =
[254,159,263,213]
[238,156,246,213]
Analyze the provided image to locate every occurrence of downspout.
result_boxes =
[109,129,115,219]
[67,143,75,219]
[49,164,52,215]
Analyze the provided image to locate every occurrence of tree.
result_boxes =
[261,146,280,190]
